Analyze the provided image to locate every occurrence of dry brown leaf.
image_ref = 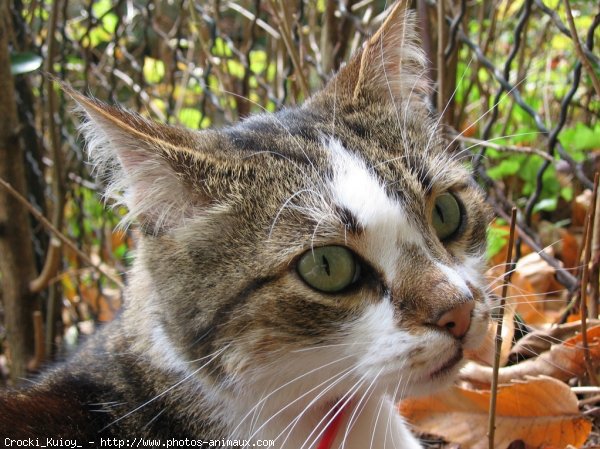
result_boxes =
[509,321,600,363]
[558,228,579,270]
[460,325,600,385]
[400,376,591,449]
[512,252,563,324]
[486,252,559,326]
[515,252,558,296]
[573,189,592,228]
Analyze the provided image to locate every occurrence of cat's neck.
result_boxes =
[219,391,421,449]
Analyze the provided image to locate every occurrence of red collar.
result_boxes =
[316,402,349,449]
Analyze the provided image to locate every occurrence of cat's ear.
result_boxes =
[319,0,430,105]
[67,89,226,234]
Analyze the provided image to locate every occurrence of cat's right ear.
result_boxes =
[65,87,233,234]
[316,0,430,107]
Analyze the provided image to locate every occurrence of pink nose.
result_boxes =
[436,301,474,339]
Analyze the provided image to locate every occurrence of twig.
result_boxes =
[582,406,600,416]
[488,207,517,449]
[351,0,374,11]
[43,0,65,362]
[458,135,554,162]
[563,0,600,99]
[225,1,280,39]
[0,177,124,288]
[29,237,61,294]
[436,0,446,120]
[591,199,600,319]
[27,310,45,372]
[572,386,600,394]
[579,394,600,407]
[268,0,310,98]
[533,0,600,66]
[579,172,599,385]
[559,190,594,324]
[492,203,579,291]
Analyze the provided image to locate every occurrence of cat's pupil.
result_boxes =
[322,255,331,276]
[435,204,445,223]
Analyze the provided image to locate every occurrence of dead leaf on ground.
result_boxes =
[573,189,592,228]
[509,320,600,363]
[460,325,600,385]
[487,251,561,326]
[400,376,591,449]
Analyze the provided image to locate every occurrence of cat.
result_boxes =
[0,1,491,447]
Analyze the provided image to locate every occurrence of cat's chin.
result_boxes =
[400,349,466,398]
[427,348,464,382]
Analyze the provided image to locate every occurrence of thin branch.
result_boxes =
[29,237,61,294]
[492,202,579,291]
[579,172,599,385]
[488,207,517,449]
[579,394,600,407]
[563,0,600,99]
[572,386,600,394]
[42,0,64,366]
[0,177,124,288]
[225,1,280,39]
[27,310,45,372]
[458,135,554,162]
[268,0,310,98]
[436,0,446,119]
[592,200,600,319]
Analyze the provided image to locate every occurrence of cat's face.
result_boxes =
[73,0,490,409]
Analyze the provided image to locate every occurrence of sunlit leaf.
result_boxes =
[486,223,510,260]
[461,325,600,384]
[533,197,557,213]
[10,52,43,75]
[143,57,165,84]
[560,123,600,152]
[179,108,201,129]
[401,376,591,449]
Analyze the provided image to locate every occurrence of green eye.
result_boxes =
[432,193,462,241]
[297,246,358,293]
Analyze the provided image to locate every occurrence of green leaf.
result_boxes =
[560,123,600,152]
[179,108,201,129]
[487,225,510,260]
[113,243,128,260]
[487,158,521,180]
[10,52,43,75]
[92,0,112,17]
[533,197,558,213]
[226,59,245,79]
[561,186,573,202]
[249,50,267,74]
[213,37,232,57]
[143,57,165,84]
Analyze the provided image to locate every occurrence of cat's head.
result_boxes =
[72,0,490,405]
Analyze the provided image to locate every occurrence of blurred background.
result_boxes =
[0,0,598,391]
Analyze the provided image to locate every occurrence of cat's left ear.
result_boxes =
[316,0,430,105]
[64,86,244,234]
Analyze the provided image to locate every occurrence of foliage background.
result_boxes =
[0,0,599,444]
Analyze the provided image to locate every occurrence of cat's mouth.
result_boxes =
[429,349,463,380]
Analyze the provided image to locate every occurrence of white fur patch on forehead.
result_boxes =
[327,138,405,230]
[327,138,424,279]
